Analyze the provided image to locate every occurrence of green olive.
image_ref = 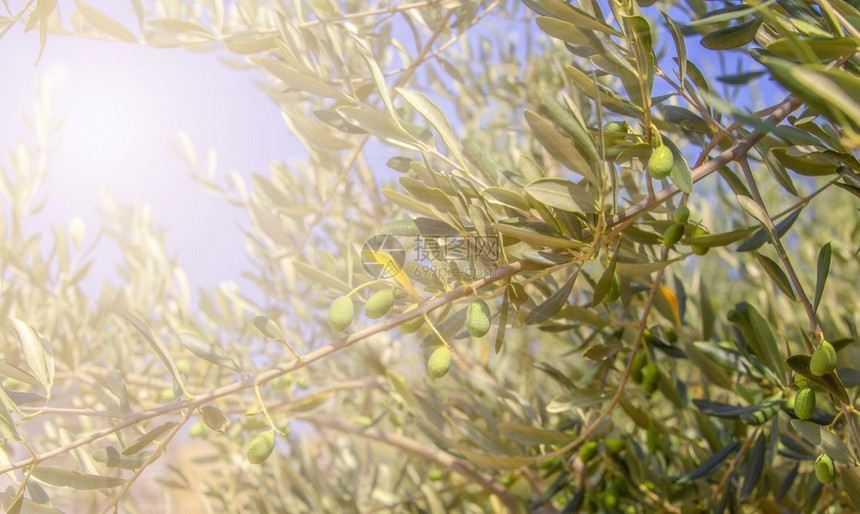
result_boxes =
[690,226,710,255]
[329,296,355,332]
[399,304,424,333]
[466,299,491,338]
[247,430,276,464]
[663,223,685,248]
[814,453,836,484]
[427,346,453,379]
[673,205,691,224]
[809,340,837,376]
[365,289,395,319]
[648,145,674,179]
[642,363,661,395]
[579,441,599,463]
[794,386,816,420]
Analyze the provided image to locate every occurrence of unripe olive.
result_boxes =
[579,441,599,463]
[690,226,710,255]
[604,272,621,303]
[603,488,619,510]
[427,346,452,379]
[605,437,625,454]
[642,363,661,395]
[329,296,354,332]
[247,430,276,464]
[365,289,395,319]
[630,352,647,384]
[466,299,491,338]
[428,467,445,481]
[648,145,674,179]
[646,425,660,451]
[795,386,816,420]
[663,223,685,248]
[664,327,678,343]
[602,121,628,146]
[809,340,837,376]
[399,304,424,333]
[160,388,176,402]
[814,453,836,484]
[673,205,691,224]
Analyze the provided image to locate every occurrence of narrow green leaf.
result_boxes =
[737,207,803,252]
[8,317,53,388]
[493,223,586,249]
[663,12,686,85]
[524,177,596,213]
[497,422,575,445]
[0,389,21,440]
[336,106,422,151]
[178,333,241,372]
[524,272,577,325]
[591,254,619,306]
[76,0,137,42]
[813,242,831,313]
[495,285,510,354]
[753,252,796,301]
[740,432,766,500]
[791,420,858,464]
[122,422,177,456]
[397,87,465,168]
[0,358,39,386]
[727,302,786,384]
[542,92,600,168]
[115,309,186,392]
[682,227,758,248]
[700,17,763,50]
[524,110,597,184]
[547,388,612,411]
[737,195,775,234]
[687,0,776,26]
[32,466,125,490]
[484,187,531,211]
[540,0,623,36]
[262,59,349,100]
[348,33,397,122]
[663,138,693,194]
[676,441,740,484]
[766,36,858,61]
[292,261,350,293]
[700,281,714,340]
[841,467,860,510]
[615,259,680,276]
[457,448,535,469]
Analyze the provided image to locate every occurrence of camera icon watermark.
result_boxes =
[361,235,406,279]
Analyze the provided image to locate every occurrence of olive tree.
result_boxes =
[0,0,859,512]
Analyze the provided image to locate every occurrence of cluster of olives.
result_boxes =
[630,349,661,396]
[662,204,710,256]
[329,290,493,379]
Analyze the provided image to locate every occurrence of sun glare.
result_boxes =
[46,58,164,182]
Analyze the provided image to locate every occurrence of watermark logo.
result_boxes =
[362,233,501,281]
[361,234,406,279]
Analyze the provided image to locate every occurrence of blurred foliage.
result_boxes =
[1,0,860,512]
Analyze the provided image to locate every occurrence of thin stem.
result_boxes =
[737,157,820,336]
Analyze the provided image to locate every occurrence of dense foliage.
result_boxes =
[1,0,859,512]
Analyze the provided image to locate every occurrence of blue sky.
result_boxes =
[0,4,302,298]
